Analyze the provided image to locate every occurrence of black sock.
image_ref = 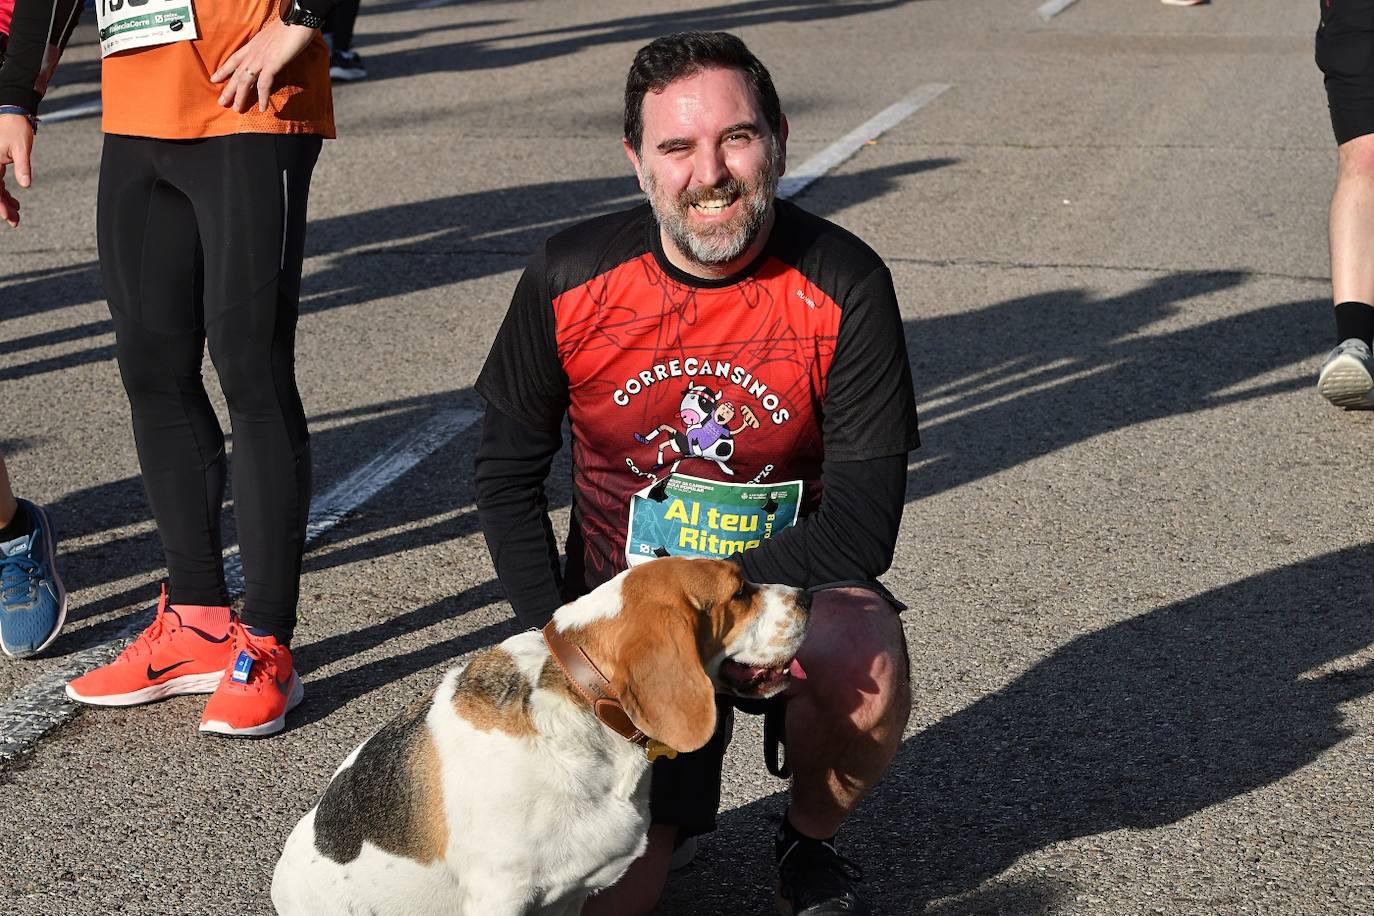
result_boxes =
[0,500,33,543]
[1334,301,1374,347]
[775,811,836,863]
[245,624,291,648]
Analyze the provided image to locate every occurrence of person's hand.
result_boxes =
[0,112,35,229]
[211,18,319,113]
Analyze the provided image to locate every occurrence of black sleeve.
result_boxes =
[0,0,83,114]
[473,404,566,629]
[736,453,907,587]
[474,243,570,431]
[821,265,920,460]
[473,246,571,628]
[735,262,917,587]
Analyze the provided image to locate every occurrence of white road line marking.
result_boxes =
[41,99,104,124]
[778,83,951,200]
[0,407,481,764]
[1037,0,1080,22]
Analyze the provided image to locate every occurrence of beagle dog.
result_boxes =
[272,557,810,916]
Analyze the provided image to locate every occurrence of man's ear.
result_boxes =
[623,138,647,193]
[777,114,789,177]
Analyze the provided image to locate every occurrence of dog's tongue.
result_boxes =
[787,657,807,680]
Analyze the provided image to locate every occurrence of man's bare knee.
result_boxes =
[795,588,910,729]
[1338,133,1374,180]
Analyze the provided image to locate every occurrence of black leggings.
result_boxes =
[98,133,322,643]
[325,0,361,52]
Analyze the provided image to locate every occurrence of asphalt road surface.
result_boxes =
[2,1,1371,914]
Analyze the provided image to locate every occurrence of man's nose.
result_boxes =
[692,145,728,188]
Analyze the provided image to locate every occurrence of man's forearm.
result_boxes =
[473,404,566,628]
[737,452,908,588]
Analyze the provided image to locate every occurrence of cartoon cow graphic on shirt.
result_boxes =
[634,383,759,475]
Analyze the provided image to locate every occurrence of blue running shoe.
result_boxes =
[0,499,67,658]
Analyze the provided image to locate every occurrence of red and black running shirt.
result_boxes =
[476,200,919,618]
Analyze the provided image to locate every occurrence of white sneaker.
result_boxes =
[1317,338,1374,409]
[329,50,367,82]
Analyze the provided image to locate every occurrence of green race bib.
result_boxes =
[625,474,802,565]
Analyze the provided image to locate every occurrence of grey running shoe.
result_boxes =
[1317,338,1374,409]
[329,50,367,82]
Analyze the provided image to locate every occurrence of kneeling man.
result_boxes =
[474,29,919,916]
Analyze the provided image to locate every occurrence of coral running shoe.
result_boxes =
[66,585,231,705]
[199,621,303,737]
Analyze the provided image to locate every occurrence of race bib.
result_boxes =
[96,0,197,57]
[625,474,802,566]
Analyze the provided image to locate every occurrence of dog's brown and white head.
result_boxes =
[552,556,810,755]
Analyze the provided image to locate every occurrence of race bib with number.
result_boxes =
[96,0,198,57]
[625,474,802,566]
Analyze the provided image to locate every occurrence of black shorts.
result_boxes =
[1318,0,1374,144]
[648,580,906,839]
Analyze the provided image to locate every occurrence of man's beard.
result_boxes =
[645,141,781,270]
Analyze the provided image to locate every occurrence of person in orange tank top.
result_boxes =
[0,0,341,737]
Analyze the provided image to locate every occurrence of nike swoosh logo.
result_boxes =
[274,674,293,696]
[183,624,230,644]
[147,660,194,680]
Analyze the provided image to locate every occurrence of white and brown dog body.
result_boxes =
[272,557,810,916]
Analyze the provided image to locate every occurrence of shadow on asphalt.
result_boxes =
[38,387,494,636]
[24,265,1323,629]
[285,581,514,727]
[658,544,1374,915]
[0,157,952,368]
[0,262,105,324]
[904,274,1326,503]
[354,0,926,82]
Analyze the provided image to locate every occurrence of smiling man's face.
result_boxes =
[625,66,787,278]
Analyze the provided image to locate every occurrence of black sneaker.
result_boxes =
[775,837,870,915]
[329,49,367,82]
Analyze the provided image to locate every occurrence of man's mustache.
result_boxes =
[679,179,750,207]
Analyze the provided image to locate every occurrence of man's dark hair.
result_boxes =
[624,31,782,154]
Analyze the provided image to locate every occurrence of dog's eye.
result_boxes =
[734,582,749,600]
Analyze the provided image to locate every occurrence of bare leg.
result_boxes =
[783,588,911,839]
[654,430,681,466]
[1330,134,1374,305]
[581,824,677,916]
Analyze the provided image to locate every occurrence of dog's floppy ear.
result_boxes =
[590,579,719,752]
[602,602,717,754]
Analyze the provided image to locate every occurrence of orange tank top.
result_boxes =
[101,0,334,140]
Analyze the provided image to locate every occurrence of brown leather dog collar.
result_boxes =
[542,620,651,749]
